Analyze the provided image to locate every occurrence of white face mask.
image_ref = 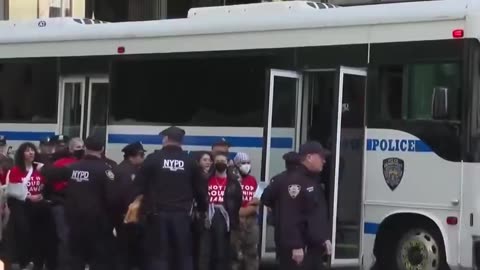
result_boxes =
[239,164,251,175]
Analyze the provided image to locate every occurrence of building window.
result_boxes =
[0,60,58,123]
[38,0,72,18]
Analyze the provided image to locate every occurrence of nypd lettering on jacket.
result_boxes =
[71,170,90,182]
[163,159,185,172]
[366,139,432,152]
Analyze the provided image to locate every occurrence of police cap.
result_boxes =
[40,137,53,146]
[50,134,70,145]
[122,141,146,156]
[298,141,331,158]
[282,151,300,164]
[212,138,230,148]
[0,135,6,146]
[159,126,185,142]
[84,136,104,151]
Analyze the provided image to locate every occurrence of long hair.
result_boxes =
[194,151,213,165]
[14,142,40,172]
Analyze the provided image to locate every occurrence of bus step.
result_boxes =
[338,225,359,231]
[335,243,359,249]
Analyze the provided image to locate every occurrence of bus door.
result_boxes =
[329,66,366,267]
[57,76,109,144]
[260,69,303,260]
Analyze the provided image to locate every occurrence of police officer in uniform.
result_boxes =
[41,136,116,270]
[134,126,207,270]
[111,141,146,270]
[50,135,71,162]
[266,151,301,234]
[0,135,13,185]
[38,137,55,163]
[261,141,332,270]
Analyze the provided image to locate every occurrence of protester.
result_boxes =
[4,142,52,270]
[198,152,242,270]
[196,151,212,175]
[191,151,213,270]
[231,152,260,270]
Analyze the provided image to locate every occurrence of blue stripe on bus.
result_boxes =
[0,131,55,141]
[364,222,379,235]
[0,131,294,149]
[108,134,294,149]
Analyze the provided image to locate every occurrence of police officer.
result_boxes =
[102,151,118,169]
[211,138,230,157]
[50,134,71,162]
[111,141,146,270]
[38,137,54,162]
[41,136,116,270]
[261,141,332,270]
[134,126,207,270]
[266,151,301,231]
[271,151,301,186]
[0,135,13,185]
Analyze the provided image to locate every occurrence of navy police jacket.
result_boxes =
[134,145,208,214]
[262,165,330,249]
[41,155,116,227]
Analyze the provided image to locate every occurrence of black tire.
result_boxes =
[377,224,448,270]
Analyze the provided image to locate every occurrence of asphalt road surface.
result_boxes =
[10,263,359,270]
[261,263,358,270]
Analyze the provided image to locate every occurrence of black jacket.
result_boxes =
[110,160,140,217]
[134,145,208,214]
[208,166,242,230]
[262,165,330,249]
[41,155,116,229]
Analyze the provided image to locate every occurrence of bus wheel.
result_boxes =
[394,227,446,270]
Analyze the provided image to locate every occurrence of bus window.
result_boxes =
[369,62,461,122]
[367,61,462,161]
[0,60,57,123]
[110,55,266,127]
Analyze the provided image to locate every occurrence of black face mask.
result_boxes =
[73,149,85,159]
[215,162,228,173]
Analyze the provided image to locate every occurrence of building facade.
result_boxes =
[1,0,85,20]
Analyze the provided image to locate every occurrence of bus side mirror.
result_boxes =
[432,86,449,120]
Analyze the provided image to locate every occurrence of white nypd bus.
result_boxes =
[0,0,480,269]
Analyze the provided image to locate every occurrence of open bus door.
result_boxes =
[329,66,367,268]
[57,76,109,144]
[260,69,303,260]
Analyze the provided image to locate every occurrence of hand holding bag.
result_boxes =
[124,195,143,224]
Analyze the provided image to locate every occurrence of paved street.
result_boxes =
[10,262,359,270]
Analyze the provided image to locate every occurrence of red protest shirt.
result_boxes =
[52,156,78,192]
[240,175,258,207]
[9,166,45,196]
[208,176,227,205]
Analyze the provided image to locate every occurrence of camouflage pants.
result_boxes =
[231,216,259,270]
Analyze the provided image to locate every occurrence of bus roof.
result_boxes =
[0,0,477,58]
